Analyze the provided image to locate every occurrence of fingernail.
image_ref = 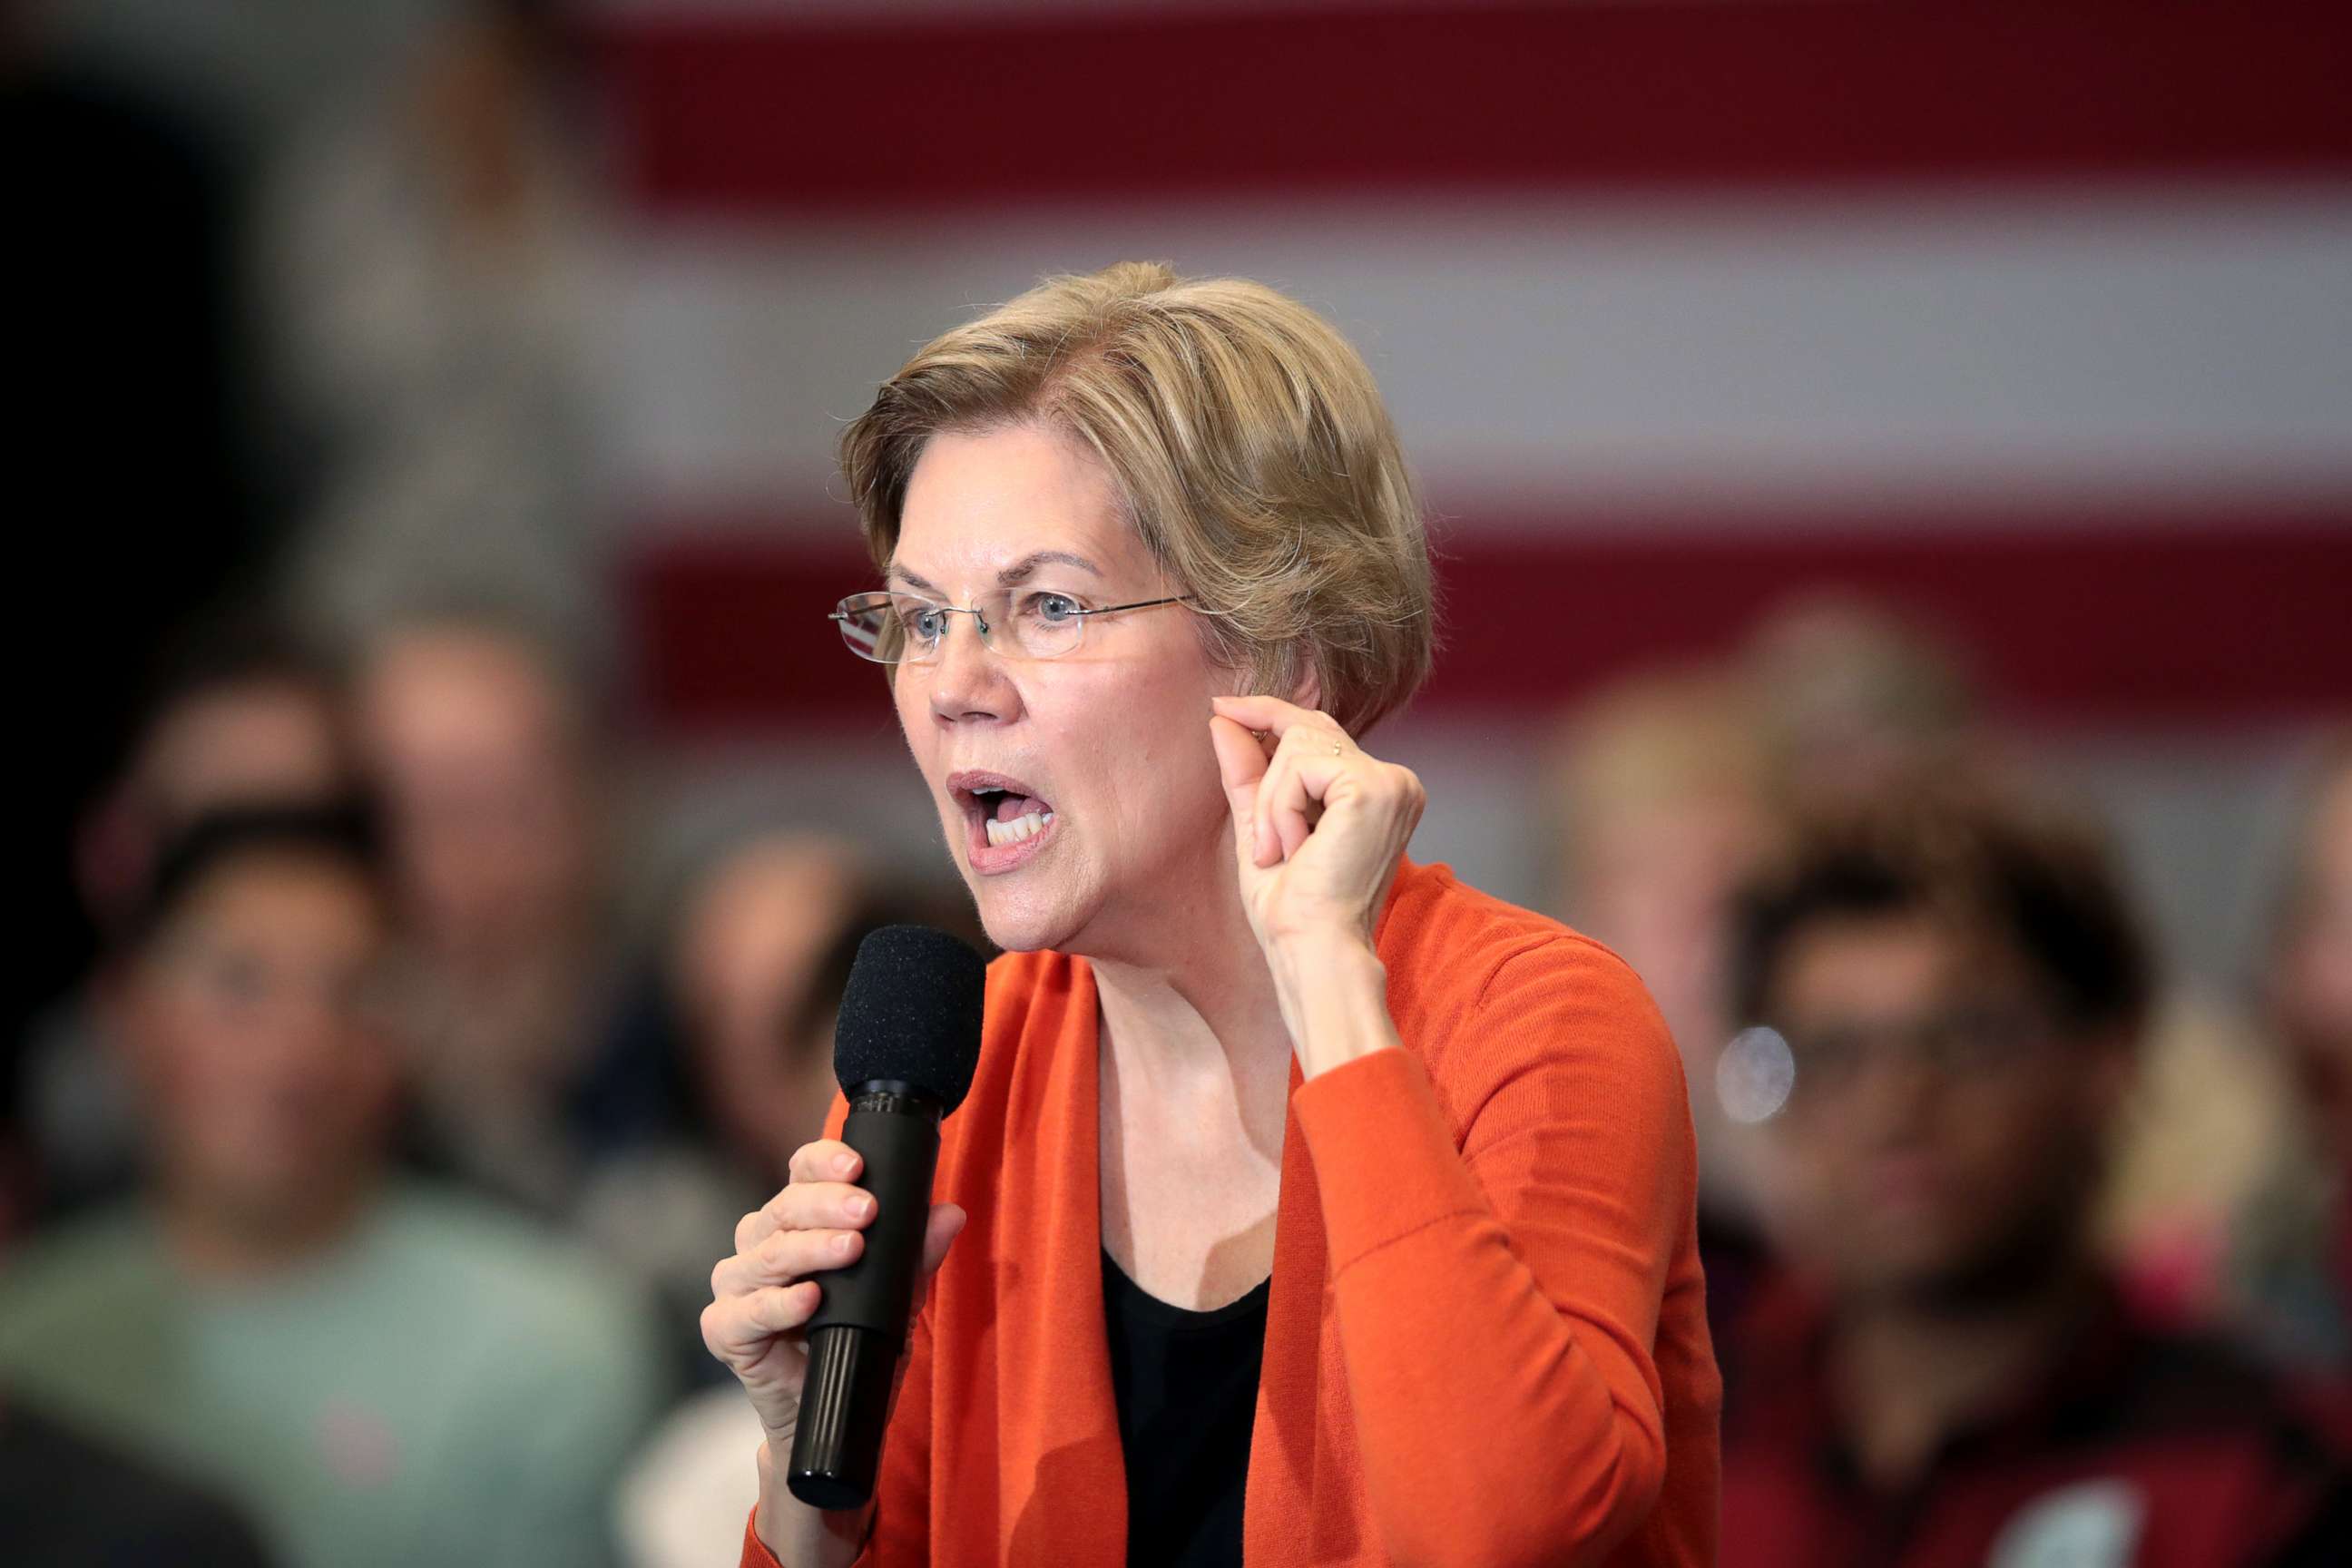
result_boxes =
[848,1195,874,1220]
[833,1152,856,1175]
[833,1232,856,1255]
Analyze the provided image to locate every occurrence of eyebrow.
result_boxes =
[887,550,1104,597]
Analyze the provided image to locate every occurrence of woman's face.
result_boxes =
[888,422,1235,956]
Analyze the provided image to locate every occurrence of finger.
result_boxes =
[909,1203,967,1321]
[918,1202,966,1279]
[735,1180,877,1252]
[771,1181,879,1231]
[1259,727,1352,862]
[1208,713,1279,869]
[716,1227,867,1296]
[788,1140,862,1185]
[1210,692,1324,738]
[703,1281,822,1359]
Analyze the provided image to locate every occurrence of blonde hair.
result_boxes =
[838,261,1435,735]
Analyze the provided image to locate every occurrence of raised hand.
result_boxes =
[1207,692,1426,950]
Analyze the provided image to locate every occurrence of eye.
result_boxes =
[1024,592,1083,624]
[897,601,948,641]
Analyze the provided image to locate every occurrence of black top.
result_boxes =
[1102,1250,1273,1568]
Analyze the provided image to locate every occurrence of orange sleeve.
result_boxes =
[1291,940,1693,1568]
[737,1098,938,1568]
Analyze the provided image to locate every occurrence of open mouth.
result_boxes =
[948,770,1057,867]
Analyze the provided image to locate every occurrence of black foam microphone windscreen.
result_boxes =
[789,926,986,1512]
[829,924,987,1108]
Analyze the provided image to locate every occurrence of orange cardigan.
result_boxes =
[744,859,1720,1566]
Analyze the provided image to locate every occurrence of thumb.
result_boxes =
[1208,712,1274,869]
[918,1201,965,1278]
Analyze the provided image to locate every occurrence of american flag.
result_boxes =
[585,0,2352,947]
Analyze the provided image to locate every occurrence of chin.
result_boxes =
[965,877,1091,956]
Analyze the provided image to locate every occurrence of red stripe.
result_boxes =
[624,514,2352,735]
[594,3,2352,214]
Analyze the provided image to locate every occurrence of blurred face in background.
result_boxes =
[140,680,348,824]
[356,626,596,976]
[1763,912,2129,1307]
[118,850,401,1243]
[887,423,1233,958]
[82,677,349,934]
[1551,672,1780,1070]
[2275,760,2352,1160]
[674,836,864,1173]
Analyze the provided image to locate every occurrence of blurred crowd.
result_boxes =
[5,3,2350,1565]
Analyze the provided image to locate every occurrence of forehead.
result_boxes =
[892,423,1150,584]
[165,851,387,950]
[1773,911,2019,1020]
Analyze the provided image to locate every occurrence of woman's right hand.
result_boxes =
[702,1136,966,1446]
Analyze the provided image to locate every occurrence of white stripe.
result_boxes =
[606,187,2352,533]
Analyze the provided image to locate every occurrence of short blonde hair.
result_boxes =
[838,261,1435,735]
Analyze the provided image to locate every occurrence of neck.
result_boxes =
[160,1171,378,1283]
[1827,1258,2102,1489]
[1085,838,1294,1150]
[1086,841,1293,1305]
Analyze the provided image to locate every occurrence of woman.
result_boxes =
[703,264,1720,1568]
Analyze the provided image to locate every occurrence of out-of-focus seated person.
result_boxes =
[1717,783,2352,1566]
[1544,664,1788,1338]
[607,837,974,1568]
[0,802,665,1568]
[22,619,352,1217]
[573,830,876,1378]
[353,611,629,1211]
[1744,593,2300,1326]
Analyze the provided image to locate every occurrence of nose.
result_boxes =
[925,611,1020,727]
[1852,1040,1942,1142]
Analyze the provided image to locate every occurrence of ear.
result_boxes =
[1285,655,1324,714]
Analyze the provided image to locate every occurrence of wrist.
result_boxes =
[1267,930,1396,1079]
[755,1436,875,1563]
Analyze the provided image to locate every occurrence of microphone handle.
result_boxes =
[788,1083,942,1511]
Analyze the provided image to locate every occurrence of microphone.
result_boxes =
[787,925,986,1512]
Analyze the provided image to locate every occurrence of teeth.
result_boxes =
[984,809,1054,848]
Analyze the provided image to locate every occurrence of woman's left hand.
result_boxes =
[1208,694,1426,954]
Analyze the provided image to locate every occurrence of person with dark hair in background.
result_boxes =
[608,834,979,1568]
[0,803,665,1568]
[1717,785,2352,1566]
[577,830,962,1387]
[18,617,353,1220]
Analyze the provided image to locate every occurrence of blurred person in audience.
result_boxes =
[1740,596,1984,823]
[260,0,612,661]
[1744,593,2298,1322]
[574,830,875,1382]
[606,838,972,1568]
[19,619,351,1218]
[0,802,664,1568]
[2235,735,2352,1368]
[1545,664,1788,1339]
[354,609,636,1213]
[1717,784,2352,1566]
